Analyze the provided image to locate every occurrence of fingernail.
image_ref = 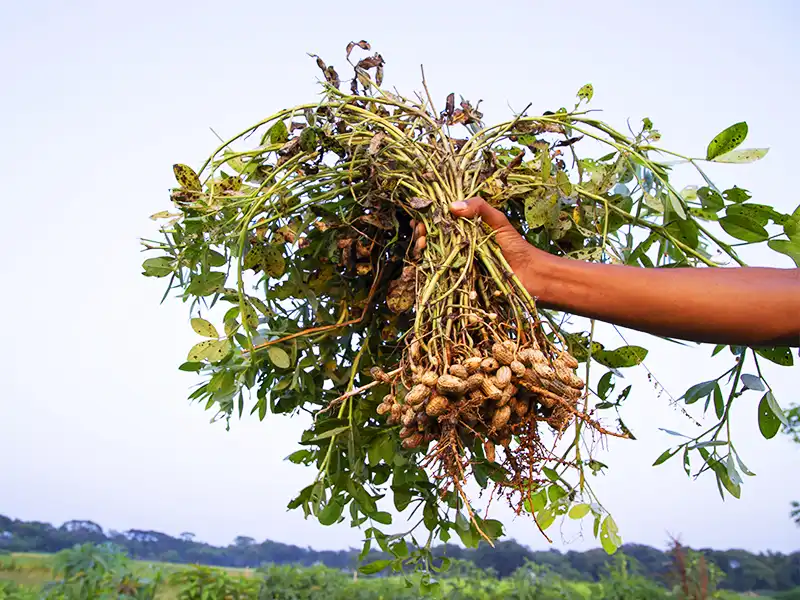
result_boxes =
[450,201,467,210]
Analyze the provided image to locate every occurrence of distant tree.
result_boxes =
[233,536,255,547]
[180,532,196,542]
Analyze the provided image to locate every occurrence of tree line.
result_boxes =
[1,514,798,593]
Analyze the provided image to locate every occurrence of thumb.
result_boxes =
[450,197,513,232]
[450,197,534,271]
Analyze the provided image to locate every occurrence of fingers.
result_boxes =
[449,197,514,232]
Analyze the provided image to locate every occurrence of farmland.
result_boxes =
[2,547,798,599]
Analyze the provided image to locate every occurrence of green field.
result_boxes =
[0,550,787,599]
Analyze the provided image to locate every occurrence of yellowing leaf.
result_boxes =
[568,504,591,519]
[173,164,201,191]
[712,148,769,164]
[525,192,557,229]
[191,318,218,338]
[576,83,594,103]
[187,339,230,362]
[263,246,286,278]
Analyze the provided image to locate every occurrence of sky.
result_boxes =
[1,0,798,554]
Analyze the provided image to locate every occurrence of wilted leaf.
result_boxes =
[191,318,218,338]
[706,122,748,161]
[368,132,386,155]
[712,148,769,164]
[408,196,433,210]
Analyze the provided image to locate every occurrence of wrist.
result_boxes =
[522,250,575,310]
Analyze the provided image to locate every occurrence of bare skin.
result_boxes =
[411,198,800,348]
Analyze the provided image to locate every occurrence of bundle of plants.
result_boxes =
[142,41,796,571]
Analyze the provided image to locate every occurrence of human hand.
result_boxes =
[411,197,550,294]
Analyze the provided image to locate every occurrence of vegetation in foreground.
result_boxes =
[2,543,800,599]
[3,514,800,594]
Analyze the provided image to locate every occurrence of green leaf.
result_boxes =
[187,339,230,363]
[178,361,204,372]
[712,148,769,164]
[763,391,789,426]
[308,425,350,442]
[190,318,218,338]
[712,461,742,499]
[697,187,724,211]
[524,489,547,514]
[784,204,800,240]
[480,519,504,541]
[706,122,748,160]
[268,120,289,144]
[391,540,409,558]
[597,372,615,400]
[142,257,173,278]
[593,345,648,368]
[683,380,716,405]
[726,204,774,226]
[600,515,621,554]
[556,171,573,196]
[358,559,391,575]
[267,346,292,369]
[299,127,318,152]
[372,511,392,525]
[576,83,594,103]
[173,164,201,191]
[536,508,555,531]
[768,239,800,267]
[569,504,591,519]
[318,497,344,525]
[719,215,768,243]
[653,447,679,466]
[543,466,560,481]
[722,187,752,204]
[285,449,312,464]
[754,345,794,366]
[548,484,568,503]
[713,384,725,420]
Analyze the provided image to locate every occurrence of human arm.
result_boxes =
[417,198,800,347]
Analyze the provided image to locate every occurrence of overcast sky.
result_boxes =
[1,0,798,554]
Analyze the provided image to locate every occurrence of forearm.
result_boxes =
[527,254,800,347]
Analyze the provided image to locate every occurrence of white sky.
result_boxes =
[1,0,798,554]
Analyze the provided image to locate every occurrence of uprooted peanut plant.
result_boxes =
[142,41,797,575]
